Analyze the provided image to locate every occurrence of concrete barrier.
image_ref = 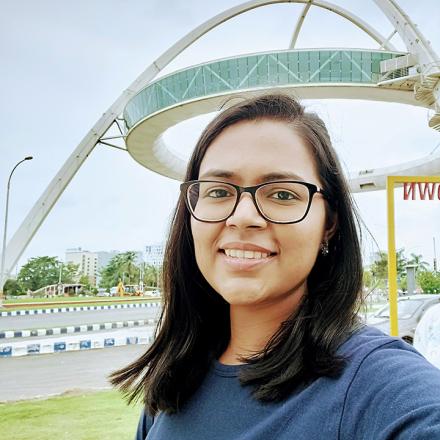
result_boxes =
[0,327,155,357]
[0,318,158,340]
[0,301,161,317]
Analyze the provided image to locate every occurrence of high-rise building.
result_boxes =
[145,244,164,268]
[65,248,144,286]
[65,247,98,286]
[96,250,118,271]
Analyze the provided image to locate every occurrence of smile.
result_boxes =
[224,249,270,259]
[218,249,276,271]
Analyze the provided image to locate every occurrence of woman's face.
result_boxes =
[191,119,333,308]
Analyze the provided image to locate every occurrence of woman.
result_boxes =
[111,94,440,439]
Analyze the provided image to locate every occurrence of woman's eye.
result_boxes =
[271,191,295,200]
[207,189,231,198]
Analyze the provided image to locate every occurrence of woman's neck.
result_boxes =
[218,288,305,365]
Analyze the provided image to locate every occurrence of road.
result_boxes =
[0,344,148,402]
[0,306,162,331]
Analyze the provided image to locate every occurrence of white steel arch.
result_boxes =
[1,0,439,284]
[289,1,313,49]
[288,0,397,51]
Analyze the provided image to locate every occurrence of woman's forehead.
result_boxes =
[198,168,308,184]
[198,120,320,184]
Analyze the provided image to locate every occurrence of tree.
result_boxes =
[407,253,429,273]
[17,256,61,292]
[61,262,80,284]
[119,251,140,285]
[399,275,407,292]
[370,251,388,281]
[99,252,140,288]
[362,269,374,290]
[417,271,440,293]
[16,257,79,293]
[3,279,22,297]
[370,249,407,285]
[396,249,407,278]
[78,275,91,293]
[143,264,160,288]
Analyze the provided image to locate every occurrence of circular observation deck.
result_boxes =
[123,48,417,180]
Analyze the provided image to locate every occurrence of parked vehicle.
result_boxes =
[414,303,440,368]
[147,289,161,298]
[123,285,143,296]
[366,294,440,344]
[97,288,110,297]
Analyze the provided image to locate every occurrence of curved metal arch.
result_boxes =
[0,0,433,281]
[288,0,397,51]
[374,0,439,71]
[124,83,434,181]
[289,1,313,49]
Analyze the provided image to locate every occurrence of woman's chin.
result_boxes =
[217,285,268,305]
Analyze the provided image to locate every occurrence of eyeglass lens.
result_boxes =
[187,182,311,222]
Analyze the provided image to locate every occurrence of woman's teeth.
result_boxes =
[224,249,269,259]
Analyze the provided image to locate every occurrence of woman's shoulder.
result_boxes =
[338,324,423,361]
[134,409,154,440]
[337,325,440,439]
[325,325,439,400]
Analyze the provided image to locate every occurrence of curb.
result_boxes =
[0,330,155,357]
[0,301,161,317]
[0,318,159,339]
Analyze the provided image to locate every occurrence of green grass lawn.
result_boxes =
[0,390,143,440]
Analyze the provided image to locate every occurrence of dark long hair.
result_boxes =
[110,93,364,415]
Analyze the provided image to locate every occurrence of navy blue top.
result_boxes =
[135,326,440,439]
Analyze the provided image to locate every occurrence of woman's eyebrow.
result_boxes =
[199,169,235,179]
[259,172,306,182]
[199,169,306,182]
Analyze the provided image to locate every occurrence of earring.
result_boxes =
[320,240,329,256]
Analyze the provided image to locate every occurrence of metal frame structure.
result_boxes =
[386,176,440,336]
[1,0,439,284]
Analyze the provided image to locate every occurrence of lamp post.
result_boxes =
[0,156,33,303]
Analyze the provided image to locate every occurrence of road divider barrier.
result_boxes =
[0,301,161,317]
[0,327,155,357]
[0,318,159,339]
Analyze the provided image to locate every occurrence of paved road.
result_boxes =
[0,344,148,401]
[0,307,162,332]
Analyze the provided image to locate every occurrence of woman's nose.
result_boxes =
[225,193,267,228]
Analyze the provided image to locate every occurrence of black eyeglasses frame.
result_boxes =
[180,179,329,224]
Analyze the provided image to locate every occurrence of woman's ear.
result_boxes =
[324,211,338,242]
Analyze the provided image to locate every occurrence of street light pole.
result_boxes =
[434,237,438,272]
[0,156,33,303]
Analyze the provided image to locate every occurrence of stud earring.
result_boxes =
[320,240,329,256]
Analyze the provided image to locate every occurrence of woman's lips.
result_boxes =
[218,250,275,271]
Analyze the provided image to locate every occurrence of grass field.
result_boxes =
[0,390,143,440]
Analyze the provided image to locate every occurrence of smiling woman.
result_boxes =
[110,94,440,440]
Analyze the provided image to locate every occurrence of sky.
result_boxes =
[0,0,439,275]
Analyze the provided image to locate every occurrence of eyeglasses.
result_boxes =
[180,180,328,224]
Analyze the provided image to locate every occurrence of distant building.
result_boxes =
[65,248,144,286]
[96,250,118,270]
[145,244,164,268]
[133,251,144,266]
[65,248,98,286]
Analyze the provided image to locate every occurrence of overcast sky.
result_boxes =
[0,0,439,275]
